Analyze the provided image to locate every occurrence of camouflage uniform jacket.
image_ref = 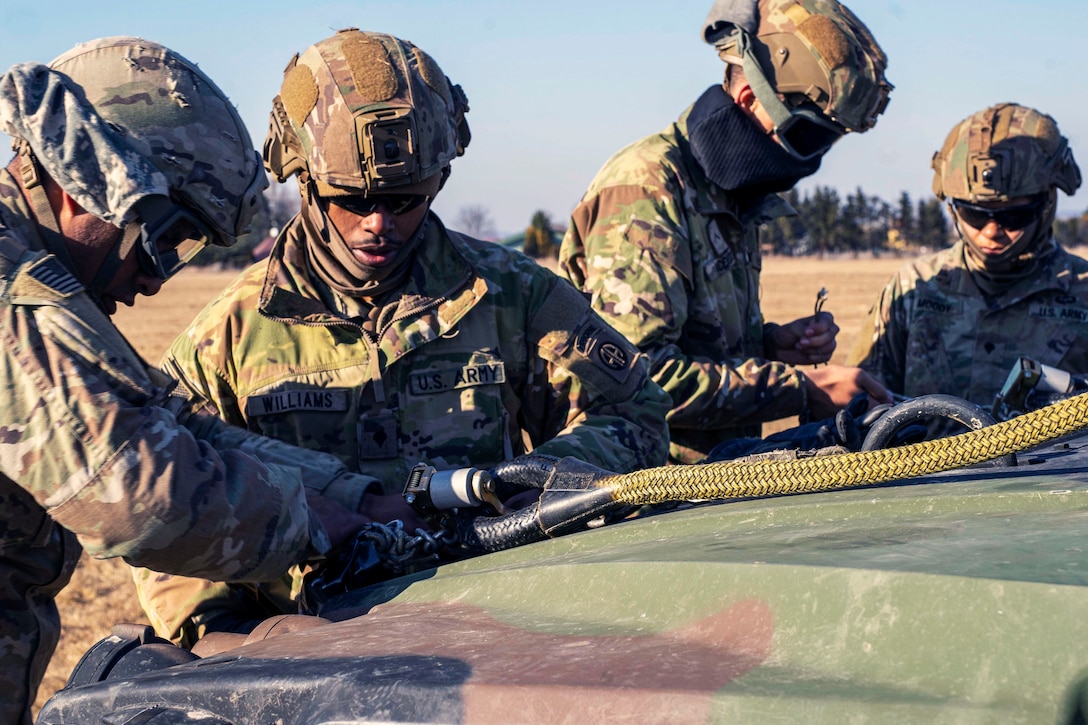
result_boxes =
[161,212,670,495]
[846,240,1088,405]
[0,165,370,720]
[559,107,807,463]
[0,166,355,581]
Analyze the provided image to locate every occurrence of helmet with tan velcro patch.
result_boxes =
[704,0,892,134]
[263,28,470,198]
[931,102,1082,203]
[48,36,267,247]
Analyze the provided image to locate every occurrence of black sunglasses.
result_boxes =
[951,198,1046,232]
[329,193,431,217]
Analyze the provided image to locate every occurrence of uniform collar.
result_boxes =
[258,211,482,336]
[942,239,1077,305]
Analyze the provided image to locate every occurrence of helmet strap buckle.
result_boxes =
[19,146,43,191]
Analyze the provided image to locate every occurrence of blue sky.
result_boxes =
[1,0,1085,235]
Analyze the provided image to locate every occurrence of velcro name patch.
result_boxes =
[245,389,350,417]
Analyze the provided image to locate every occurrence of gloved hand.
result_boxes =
[304,491,371,552]
[705,393,870,463]
[358,492,431,533]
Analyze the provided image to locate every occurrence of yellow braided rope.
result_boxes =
[604,391,1088,506]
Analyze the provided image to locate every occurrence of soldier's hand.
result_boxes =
[766,312,839,365]
[305,491,371,551]
[358,492,432,533]
[803,365,893,420]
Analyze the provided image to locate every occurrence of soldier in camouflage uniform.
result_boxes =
[134,30,671,645]
[0,38,419,723]
[847,103,1088,405]
[559,0,894,464]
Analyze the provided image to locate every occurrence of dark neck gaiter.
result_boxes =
[301,185,425,299]
[688,85,823,196]
[964,235,1057,297]
[959,193,1058,296]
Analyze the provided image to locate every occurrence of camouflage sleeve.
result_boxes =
[187,408,382,512]
[133,569,252,646]
[0,255,326,582]
[562,184,806,431]
[161,319,247,426]
[4,340,315,581]
[133,564,300,646]
[521,272,672,472]
[845,273,908,395]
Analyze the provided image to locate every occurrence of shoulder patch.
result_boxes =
[531,280,646,403]
[569,317,636,384]
[26,256,83,297]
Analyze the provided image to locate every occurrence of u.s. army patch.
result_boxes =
[409,362,506,395]
[1031,302,1088,322]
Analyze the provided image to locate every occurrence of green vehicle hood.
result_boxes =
[39,437,1088,723]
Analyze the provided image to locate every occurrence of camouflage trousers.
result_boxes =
[0,478,81,725]
[133,568,298,649]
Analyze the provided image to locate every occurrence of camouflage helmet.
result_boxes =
[47,37,267,246]
[263,28,471,198]
[704,0,892,133]
[932,103,1082,202]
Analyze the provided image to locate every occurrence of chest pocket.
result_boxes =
[903,293,964,397]
[701,215,738,283]
[689,215,761,360]
[394,349,510,470]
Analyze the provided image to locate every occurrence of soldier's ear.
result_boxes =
[733,83,757,112]
[731,83,776,135]
[37,175,79,224]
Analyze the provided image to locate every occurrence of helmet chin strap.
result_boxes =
[20,146,150,309]
[87,221,143,303]
[19,148,78,273]
[89,195,178,299]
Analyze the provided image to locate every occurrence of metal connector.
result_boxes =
[404,463,503,514]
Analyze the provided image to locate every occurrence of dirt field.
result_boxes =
[30,252,945,711]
